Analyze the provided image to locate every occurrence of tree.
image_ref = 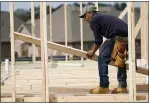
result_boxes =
[114,3,120,10]
[14,9,31,21]
[114,2,127,11]
[73,2,79,7]
[120,3,127,10]
[87,2,94,5]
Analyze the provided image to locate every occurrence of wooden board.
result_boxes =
[13,32,148,75]
[118,7,127,19]
[1,94,148,102]
[10,2,16,102]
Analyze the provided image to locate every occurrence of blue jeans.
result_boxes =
[98,39,127,88]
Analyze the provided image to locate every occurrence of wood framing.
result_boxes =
[131,2,136,101]
[13,32,148,75]
[128,2,136,101]
[7,2,148,102]
[134,18,141,37]
[64,2,68,61]
[31,2,36,63]
[118,7,127,19]
[80,2,83,61]
[1,94,147,102]
[10,2,16,102]
[140,2,148,60]
[40,2,49,102]
[49,2,53,62]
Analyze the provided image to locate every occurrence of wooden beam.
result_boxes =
[1,94,147,102]
[9,2,16,102]
[40,2,49,102]
[31,2,36,63]
[140,2,148,60]
[136,84,148,91]
[14,32,97,61]
[131,2,136,101]
[13,32,148,75]
[49,2,53,62]
[24,97,43,102]
[118,7,127,19]
[127,2,136,101]
[80,2,83,61]
[134,18,141,37]
[64,2,68,61]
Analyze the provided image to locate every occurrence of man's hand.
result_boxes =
[86,50,95,59]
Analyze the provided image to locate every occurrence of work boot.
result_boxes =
[89,86,110,94]
[111,87,128,94]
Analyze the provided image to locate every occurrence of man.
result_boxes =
[79,5,128,94]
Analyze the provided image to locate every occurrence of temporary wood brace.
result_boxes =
[13,32,148,76]
[118,7,127,19]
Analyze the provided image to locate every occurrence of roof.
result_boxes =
[20,5,141,43]
[1,11,24,42]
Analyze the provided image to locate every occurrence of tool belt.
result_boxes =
[111,36,128,68]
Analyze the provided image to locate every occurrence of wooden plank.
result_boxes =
[14,32,98,61]
[43,2,49,102]
[49,2,53,62]
[135,18,141,37]
[80,2,83,61]
[9,2,16,102]
[24,97,43,102]
[13,32,148,75]
[31,2,36,63]
[2,83,147,94]
[40,2,49,102]
[131,2,136,101]
[143,2,148,60]
[64,2,68,61]
[52,95,115,102]
[128,2,134,101]
[40,3,45,102]
[140,2,148,60]
[1,94,147,102]
[136,84,148,91]
[118,7,127,19]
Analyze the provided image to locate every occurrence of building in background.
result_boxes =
[1,11,24,59]
[1,5,141,60]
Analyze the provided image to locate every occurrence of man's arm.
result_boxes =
[86,44,100,59]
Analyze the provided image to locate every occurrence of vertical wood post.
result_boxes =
[140,2,148,60]
[80,2,83,61]
[128,2,136,101]
[131,2,136,101]
[64,2,68,61]
[31,2,36,63]
[10,2,16,102]
[49,2,53,62]
[40,2,49,102]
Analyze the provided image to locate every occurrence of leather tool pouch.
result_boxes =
[111,37,128,68]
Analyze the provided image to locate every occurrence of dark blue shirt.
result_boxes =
[90,13,128,45]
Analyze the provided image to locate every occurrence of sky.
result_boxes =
[1,1,140,11]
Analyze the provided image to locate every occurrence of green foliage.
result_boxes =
[14,9,31,21]
[113,3,127,11]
